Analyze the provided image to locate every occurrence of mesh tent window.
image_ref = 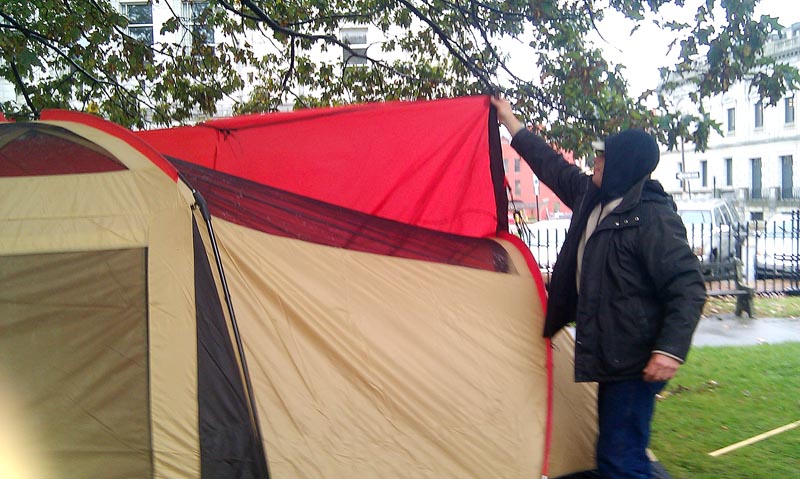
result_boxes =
[0,124,127,177]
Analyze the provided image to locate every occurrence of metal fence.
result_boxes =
[521,210,800,294]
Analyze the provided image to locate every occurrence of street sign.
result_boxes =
[676,171,700,180]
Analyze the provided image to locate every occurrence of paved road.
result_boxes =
[692,314,800,347]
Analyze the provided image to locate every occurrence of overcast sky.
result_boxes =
[500,0,797,100]
[590,0,799,98]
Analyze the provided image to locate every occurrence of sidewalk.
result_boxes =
[692,314,800,347]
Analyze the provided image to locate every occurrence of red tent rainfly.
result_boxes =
[137,96,507,238]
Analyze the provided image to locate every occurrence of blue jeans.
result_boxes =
[596,379,666,479]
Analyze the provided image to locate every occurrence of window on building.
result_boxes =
[121,2,154,45]
[514,158,520,172]
[786,96,795,124]
[341,28,368,66]
[182,1,215,46]
[751,158,762,199]
[514,179,521,196]
[700,160,708,187]
[725,158,733,186]
[503,158,508,172]
[754,101,763,128]
[781,155,794,199]
[727,107,736,132]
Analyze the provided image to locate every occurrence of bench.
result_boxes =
[706,258,754,318]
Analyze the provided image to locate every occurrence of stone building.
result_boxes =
[653,22,800,220]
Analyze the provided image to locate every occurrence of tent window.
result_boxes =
[0,248,151,476]
[0,124,128,177]
[172,158,516,274]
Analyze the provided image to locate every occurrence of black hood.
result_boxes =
[600,129,660,201]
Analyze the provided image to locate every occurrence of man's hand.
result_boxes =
[642,353,681,382]
[489,96,525,137]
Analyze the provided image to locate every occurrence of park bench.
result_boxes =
[706,258,754,317]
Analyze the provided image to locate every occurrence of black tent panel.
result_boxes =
[193,220,267,478]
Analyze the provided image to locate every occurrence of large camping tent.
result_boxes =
[0,111,266,478]
[1,96,597,479]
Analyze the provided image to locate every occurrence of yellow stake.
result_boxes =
[709,420,800,457]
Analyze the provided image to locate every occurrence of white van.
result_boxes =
[675,199,742,271]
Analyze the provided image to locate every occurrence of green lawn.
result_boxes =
[651,343,800,479]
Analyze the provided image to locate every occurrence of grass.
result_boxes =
[651,343,800,479]
[703,293,800,318]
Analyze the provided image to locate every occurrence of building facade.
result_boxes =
[0,2,389,118]
[501,136,577,221]
[653,22,800,220]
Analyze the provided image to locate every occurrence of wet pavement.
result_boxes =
[692,314,800,347]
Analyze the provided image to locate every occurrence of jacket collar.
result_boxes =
[604,176,648,215]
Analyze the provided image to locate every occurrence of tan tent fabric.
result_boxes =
[213,219,590,478]
[0,120,201,478]
[549,330,599,476]
[146,191,200,478]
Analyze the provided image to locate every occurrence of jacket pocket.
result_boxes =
[598,298,652,374]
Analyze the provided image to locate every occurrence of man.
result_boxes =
[491,96,706,479]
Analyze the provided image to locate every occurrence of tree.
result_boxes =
[1,0,797,155]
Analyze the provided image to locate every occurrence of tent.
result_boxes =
[0,96,597,479]
[0,111,266,478]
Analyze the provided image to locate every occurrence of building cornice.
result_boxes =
[708,132,800,149]
[764,35,800,60]
[661,132,800,154]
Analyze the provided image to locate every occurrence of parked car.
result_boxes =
[675,199,742,273]
[528,218,570,275]
[755,212,800,279]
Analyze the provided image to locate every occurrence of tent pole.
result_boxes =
[188,181,271,479]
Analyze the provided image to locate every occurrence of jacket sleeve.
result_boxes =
[510,129,588,210]
[639,207,707,361]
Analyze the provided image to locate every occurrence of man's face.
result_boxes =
[592,151,604,188]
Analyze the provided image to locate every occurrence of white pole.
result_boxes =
[708,420,800,457]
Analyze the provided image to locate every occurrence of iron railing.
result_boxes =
[782,187,800,200]
[522,210,800,295]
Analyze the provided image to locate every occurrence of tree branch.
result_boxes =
[396,0,493,90]
[9,60,38,118]
[0,10,104,85]
[220,0,455,94]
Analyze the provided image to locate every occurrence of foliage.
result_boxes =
[1,0,798,155]
[651,343,800,478]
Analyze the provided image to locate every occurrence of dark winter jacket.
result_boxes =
[511,129,706,382]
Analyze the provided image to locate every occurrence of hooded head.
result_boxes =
[594,129,659,201]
